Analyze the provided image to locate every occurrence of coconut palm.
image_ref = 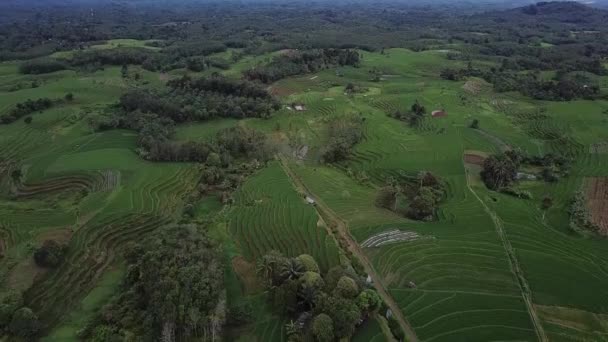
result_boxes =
[280,258,304,281]
[285,320,299,337]
[297,284,318,311]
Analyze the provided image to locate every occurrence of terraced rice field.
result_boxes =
[0,56,201,337]
[2,41,608,341]
[228,163,340,272]
[281,48,608,340]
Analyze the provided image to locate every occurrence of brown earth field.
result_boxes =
[231,255,260,294]
[586,177,608,235]
[464,151,487,166]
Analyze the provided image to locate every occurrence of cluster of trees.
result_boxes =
[320,115,365,164]
[256,251,383,341]
[19,58,67,74]
[376,171,446,221]
[481,150,571,191]
[0,291,40,339]
[144,126,274,164]
[480,151,520,190]
[390,100,427,127]
[244,49,360,83]
[344,83,368,95]
[91,75,278,161]
[1,98,53,124]
[82,225,225,341]
[447,62,601,101]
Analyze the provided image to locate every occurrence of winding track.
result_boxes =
[278,156,419,342]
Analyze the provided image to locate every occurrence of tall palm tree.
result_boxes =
[297,284,318,311]
[285,320,299,337]
[280,258,304,281]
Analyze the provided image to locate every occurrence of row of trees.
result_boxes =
[244,49,360,83]
[442,64,600,101]
[376,172,446,221]
[91,75,279,161]
[1,98,53,124]
[19,58,67,74]
[82,225,225,341]
[256,251,382,341]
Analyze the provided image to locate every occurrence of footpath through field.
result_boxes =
[278,156,419,342]
[464,159,548,342]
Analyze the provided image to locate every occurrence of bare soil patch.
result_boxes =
[431,110,447,118]
[159,73,169,82]
[232,256,261,294]
[585,177,608,235]
[462,79,486,95]
[464,151,488,166]
[36,228,73,244]
[269,86,294,97]
[8,258,48,292]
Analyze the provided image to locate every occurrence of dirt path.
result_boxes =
[463,161,548,342]
[278,157,419,342]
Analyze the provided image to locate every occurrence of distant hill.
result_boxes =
[473,1,608,28]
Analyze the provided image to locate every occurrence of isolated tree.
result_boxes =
[312,314,334,342]
[375,186,396,209]
[541,196,553,210]
[24,117,33,124]
[9,307,39,338]
[10,169,22,183]
[480,153,518,190]
[34,240,66,268]
[407,187,438,220]
[65,93,74,102]
[470,119,480,129]
[121,64,129,78]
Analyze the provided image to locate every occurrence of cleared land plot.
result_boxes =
[585,177,608,235]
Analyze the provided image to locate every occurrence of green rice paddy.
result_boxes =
[1,41,607,341]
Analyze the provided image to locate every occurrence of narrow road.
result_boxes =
[279,157,419,342]
[463,163,548,342]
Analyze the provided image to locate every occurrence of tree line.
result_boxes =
[244,49,360,84]
[91,75,279,161]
